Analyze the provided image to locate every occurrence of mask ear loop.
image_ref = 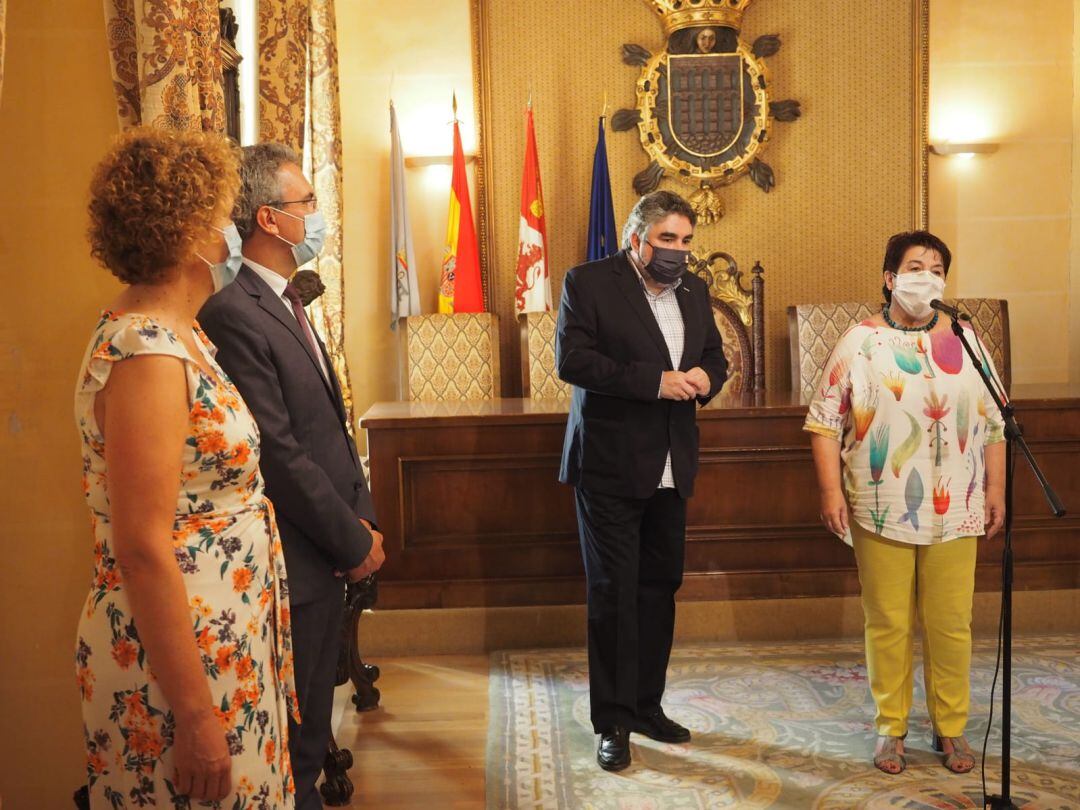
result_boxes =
[267,206,303,249]
[194,226,224,269]
[883,270,897,303]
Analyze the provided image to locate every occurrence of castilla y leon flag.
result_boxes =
[514,104,550,314]
[438,96,484,314]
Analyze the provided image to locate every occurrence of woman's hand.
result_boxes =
[984,488,1006,538]
[810,434,847,538]
[819,487,849,537]
[174,710,232,801]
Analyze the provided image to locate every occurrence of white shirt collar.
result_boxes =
[244,256,291,300]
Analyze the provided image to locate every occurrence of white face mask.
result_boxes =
[890,270,945,320]
[272,208,326,268]
[197,223,244,293]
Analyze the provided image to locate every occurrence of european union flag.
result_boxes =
[586,116,618,262]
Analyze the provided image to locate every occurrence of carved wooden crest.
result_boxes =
[614,0,800,223]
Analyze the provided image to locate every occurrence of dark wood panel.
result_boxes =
[401,454,574,547]
[362,385,1080,609]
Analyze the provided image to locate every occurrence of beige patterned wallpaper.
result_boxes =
[474,0,924,393]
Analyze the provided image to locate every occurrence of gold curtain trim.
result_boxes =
[0,0,7,106]
[307,0,353,428]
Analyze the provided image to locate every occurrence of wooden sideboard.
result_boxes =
[361,385,1080,609]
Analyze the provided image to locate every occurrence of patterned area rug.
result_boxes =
[487,635,1080,809]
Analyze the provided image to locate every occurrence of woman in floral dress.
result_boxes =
[75,128,298,807]
[805,231,1005,776]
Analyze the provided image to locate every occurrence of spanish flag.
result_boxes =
[438,98,484,313]
[514,103,550,314]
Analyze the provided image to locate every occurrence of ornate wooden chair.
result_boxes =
[404,313,502,401]
[689,251,766,394]
[519,311,571,400]
[787,298,1011,401]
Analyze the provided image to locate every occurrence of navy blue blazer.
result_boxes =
[198,265,375,605]
[556,250,728,499]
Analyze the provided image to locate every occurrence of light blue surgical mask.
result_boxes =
[198,223,244,293]
[272,208,326,268]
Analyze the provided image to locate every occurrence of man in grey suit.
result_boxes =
[198,144,383,810]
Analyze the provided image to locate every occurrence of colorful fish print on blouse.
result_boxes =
[803,321,1004,545]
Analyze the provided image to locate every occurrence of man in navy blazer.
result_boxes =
[556,190,728,771]
[198,144,383,810]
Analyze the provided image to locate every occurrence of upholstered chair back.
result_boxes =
[787,299,1011,401]
[519,311,571,400]
[403,313,502,401]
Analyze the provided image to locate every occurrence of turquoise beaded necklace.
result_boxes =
[882,303,938,333]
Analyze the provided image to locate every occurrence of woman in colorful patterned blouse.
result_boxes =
[74,128,298,807]
[804,231,1005,776]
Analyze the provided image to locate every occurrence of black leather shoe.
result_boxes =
[633,709,691,743]
[597,726,631,771]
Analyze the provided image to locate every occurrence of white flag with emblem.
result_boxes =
[390,100,421,328]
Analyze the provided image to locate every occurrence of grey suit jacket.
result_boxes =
[198,265,375,605]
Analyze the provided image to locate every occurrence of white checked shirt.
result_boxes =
[633,262,685,489]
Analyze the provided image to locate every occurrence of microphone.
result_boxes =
[930,299,970,321]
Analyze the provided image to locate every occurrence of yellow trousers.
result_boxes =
[851,521,977,738]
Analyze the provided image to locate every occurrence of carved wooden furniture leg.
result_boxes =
[319,736,355,806]
[343,574,381,712]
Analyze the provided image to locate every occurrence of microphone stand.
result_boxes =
[947,313,1065,810]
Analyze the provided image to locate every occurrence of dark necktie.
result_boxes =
[283,283,328,380]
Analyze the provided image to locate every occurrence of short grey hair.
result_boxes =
[621,190,697,249]
[233,142,301,239]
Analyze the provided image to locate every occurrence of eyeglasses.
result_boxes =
[268,195,318,211]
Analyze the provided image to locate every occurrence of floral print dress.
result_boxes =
[804,320,1005,546]
[74,312,299,809]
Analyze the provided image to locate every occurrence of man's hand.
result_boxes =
[685,367,711,397]
[984,488,1006,538]
[660,371,697,400]
[346,520,385,581]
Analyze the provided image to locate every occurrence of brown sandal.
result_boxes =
[933,734,975,774]
[873,734,907,774]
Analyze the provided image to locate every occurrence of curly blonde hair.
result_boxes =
[88,127,240,285]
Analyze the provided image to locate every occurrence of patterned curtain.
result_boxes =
[259,0,353,426]
[103,0,226,132]
[257,0,307,150]
[305,0,352,424]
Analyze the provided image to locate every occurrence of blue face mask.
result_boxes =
[199,223,244,293]
[272,208,326,268]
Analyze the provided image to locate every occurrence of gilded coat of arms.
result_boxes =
[613,0,801,223]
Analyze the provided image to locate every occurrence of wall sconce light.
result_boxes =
[929,142,999,157]
[404,154,477,168]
